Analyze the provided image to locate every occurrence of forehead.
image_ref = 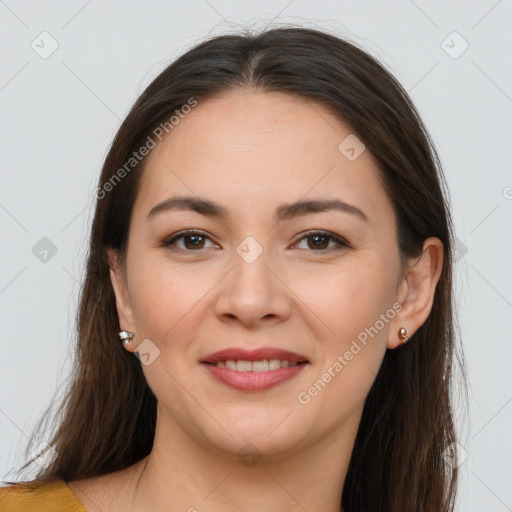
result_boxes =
[134,89,393,227]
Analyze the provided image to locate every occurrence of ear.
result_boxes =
[107,248,136,339]
[387,237,444,349]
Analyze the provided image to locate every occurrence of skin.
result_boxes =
[68,89,443,512]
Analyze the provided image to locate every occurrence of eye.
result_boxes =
[293,230,350,252]
[163,230,218,251]
[162,229,350,253]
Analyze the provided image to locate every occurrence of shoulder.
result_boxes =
[65,457,150,512]
[0,479,87,512]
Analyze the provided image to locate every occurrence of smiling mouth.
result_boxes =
[200,347,310,391]
[201,359,309,392]
[203,359,307,372]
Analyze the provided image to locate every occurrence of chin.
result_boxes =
[194,409,311,460]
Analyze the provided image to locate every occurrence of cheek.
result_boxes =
[302,257,396,390]
[296,267,392,428]
[296,255,396,338]
[127,256,217,346]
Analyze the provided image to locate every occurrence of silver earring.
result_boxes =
[119,331,134,346]
[398,327,408,344]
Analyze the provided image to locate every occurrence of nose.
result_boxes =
[214,244,291,329]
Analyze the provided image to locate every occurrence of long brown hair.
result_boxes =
[7,26,466,512]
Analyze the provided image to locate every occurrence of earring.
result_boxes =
[398,327,408,344]
[119,330,134,346]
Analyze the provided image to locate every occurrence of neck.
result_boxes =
[128,405,361,512]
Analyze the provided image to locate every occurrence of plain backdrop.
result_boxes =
[1,1,511,510]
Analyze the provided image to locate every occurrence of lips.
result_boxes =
[200,347,310,392]
[201,347,309,364]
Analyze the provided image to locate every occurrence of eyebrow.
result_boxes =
[147,196,369,223]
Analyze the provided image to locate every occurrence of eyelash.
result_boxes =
[162,229,350,253]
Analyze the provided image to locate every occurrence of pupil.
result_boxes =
[310,235,328,249]
[186,235,203,249]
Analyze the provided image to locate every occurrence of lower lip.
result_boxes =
[202,363,307,391]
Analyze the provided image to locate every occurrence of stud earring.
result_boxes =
[119,330,134,346]
[398,327,408,344]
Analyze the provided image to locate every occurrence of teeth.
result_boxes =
[236,360,252,372]
[268,359,280,370]
[216,359,300,371]
[225,360,237,370]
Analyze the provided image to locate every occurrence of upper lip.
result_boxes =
[201,347,309,364]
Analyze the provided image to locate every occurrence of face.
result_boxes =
[110,90,407,459]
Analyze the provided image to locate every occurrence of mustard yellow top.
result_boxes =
[0,479,87,511]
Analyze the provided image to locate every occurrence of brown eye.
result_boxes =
[182,234,206,249]
[294,231,349,251]
[164,230,217,251]
[163,230,349,253]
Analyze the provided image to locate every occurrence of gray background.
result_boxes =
[1,1,511,510]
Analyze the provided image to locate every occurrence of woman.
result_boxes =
[0,26,464,512]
